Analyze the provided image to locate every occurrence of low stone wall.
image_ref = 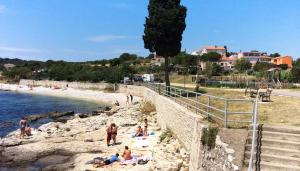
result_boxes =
[19,79,111,90]
[119,85,247,171]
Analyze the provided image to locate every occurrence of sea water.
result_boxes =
[0,90,104,137]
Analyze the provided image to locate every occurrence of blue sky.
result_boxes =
[0,0,299,61]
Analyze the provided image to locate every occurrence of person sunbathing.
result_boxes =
[94,153,119,168]
[122,146,132,160]
[134,126,143,137]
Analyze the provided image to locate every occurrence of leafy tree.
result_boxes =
[269,53,281,57]
[235,58,252,72]
[211,63,223,76]
[199,52,222,62]
[291,67,300,82]
[202,62,223,78]
[172,51,197,66]
[279,64,288,70]
[253,62,275,72]
[143,0,187,86]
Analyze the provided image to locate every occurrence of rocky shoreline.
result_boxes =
[0,99,190,171]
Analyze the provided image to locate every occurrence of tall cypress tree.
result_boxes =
[143,0,187,86]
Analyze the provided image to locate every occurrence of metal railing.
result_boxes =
[145,83,258,128]
[248,95,259,171]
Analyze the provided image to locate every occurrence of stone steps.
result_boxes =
[243,125,300,171]
[245,144,300,158]
[245,151,300,166]
[244,160,300,171]
[249,130,300,142]
[247,137,300,150]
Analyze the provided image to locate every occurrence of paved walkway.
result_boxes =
[272,89,300,98]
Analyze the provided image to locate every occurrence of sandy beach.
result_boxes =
[0,83,140,106]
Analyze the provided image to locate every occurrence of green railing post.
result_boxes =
[207,96,211,118]
[224,99,228,128]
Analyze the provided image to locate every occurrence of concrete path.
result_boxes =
[272,89,300,98]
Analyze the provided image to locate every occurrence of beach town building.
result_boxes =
[218,55,238,70]
[151,54,165,66]
[237,51,270,65]
[271,56,293,68]
[191,45,227,56]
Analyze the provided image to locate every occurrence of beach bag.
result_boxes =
[138,159,148,165]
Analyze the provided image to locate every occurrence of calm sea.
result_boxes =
[0,90,104,137]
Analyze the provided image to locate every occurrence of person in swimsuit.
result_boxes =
[106,123,118,146]
[135,126,143,137]
[106,124,113,146]
[130,94,133,103]
[143,118,148,136]
[122,146,132,160]
[111,123,118,145]
[94,153,119,168]
[19,117,28,139]
[126,95,129,105]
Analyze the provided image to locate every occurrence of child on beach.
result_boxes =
[134,126,143,137]
[143,118,148,136]
[126,95,129,105]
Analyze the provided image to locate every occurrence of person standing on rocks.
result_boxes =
[106,123,118,146]
[19,117,28,139]
[126,95,129,105]
[130,94,133,103]
[111,123,118,145]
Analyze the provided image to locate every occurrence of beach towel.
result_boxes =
[121,156,139,165]
[133,137,149,148]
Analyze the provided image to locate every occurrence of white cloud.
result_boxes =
[0,4,6,13]
[87,35,129,43]
[0,46,43,53]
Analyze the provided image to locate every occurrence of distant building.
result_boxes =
[218,55,238,70]
[3,63,16,69]
[271,56,293,68]
[151,54,165,66]
[192,45,227,56]
[238,51,269,65]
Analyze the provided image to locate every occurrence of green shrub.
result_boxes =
[139,101,156,115]
[160,128,173,143]
[201,127,219,150]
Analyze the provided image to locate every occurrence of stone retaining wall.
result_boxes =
[119,85,247,171]
[19,79,111,90]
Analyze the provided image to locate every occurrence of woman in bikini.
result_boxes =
[19,117,28,139]
[143,118,148,136]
